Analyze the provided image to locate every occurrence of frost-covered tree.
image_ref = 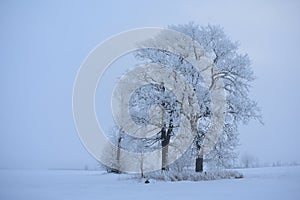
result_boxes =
[129,83,180,170]
[132,23,262,172]
[105,23,262,175]
[100,126,124,173]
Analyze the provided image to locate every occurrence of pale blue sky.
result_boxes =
[1,0,300,169]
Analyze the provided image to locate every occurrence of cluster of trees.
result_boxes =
[103,23,262,175]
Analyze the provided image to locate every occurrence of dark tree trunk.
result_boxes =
[195,157,203,172]
[161,126,169,170]
[113,136,122,174]
[161,119,173,170]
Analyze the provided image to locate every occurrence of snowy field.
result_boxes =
[0,166,299,200]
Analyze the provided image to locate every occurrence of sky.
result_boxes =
[0,0,299,169]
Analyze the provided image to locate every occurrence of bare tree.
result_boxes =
[241,153,259,168]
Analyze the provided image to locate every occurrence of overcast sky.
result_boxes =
[1,0,300,169]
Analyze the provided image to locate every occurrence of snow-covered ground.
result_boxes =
[0,166,299,200]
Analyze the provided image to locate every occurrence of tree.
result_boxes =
[133,23,262,172]
[241,153,259,168]
[101,126,124,173]
[106,23,262,174]
[123,71,185,171]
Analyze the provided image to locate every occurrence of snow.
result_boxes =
[0,166,299,200]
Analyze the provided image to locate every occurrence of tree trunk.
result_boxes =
[140,152,144,178]
[161,145,169,170]
[161,127,169,170]
[114,136,122,174]
[161,120,172,170]
[195,157,203,172]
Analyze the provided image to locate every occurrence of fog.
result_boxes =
[0,0,299,169]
